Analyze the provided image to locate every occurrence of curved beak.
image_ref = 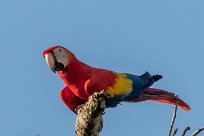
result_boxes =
[44,53,65,73]
[45,53,56,73]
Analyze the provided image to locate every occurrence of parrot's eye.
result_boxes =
[59,49,62,52]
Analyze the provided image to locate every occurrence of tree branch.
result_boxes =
[168,95,178,136]
[75,92,106,136]
[172,128,178,136]
[191,126,204,136]
[182,126,190,136]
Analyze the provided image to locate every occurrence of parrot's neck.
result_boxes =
[57,57,92,87]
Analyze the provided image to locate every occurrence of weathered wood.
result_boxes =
[75,92,106,136]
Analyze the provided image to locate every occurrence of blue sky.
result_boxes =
[0,0,203,136]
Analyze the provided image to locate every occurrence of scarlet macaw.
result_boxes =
[43,46,190,113]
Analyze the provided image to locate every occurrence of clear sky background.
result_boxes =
[0,0,203,136]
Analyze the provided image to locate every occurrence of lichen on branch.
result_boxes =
[75,92,106,136]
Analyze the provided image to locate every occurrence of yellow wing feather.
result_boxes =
[106,73,133,97]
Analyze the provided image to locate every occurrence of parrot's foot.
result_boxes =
[152,74,163,82]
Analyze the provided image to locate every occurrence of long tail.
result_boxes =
[128,88,190,111]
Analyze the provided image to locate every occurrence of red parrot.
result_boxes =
[43,46,190,113]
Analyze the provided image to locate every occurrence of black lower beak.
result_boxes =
[53,61,64,72]
[51,53,65,72]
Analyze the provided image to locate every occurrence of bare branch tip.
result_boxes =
[192,126,204,136]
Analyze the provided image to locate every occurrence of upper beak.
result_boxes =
[45,53,56,73]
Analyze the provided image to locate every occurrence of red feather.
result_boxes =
[60,86,86,113]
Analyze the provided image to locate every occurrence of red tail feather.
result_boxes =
[129,88,191,111]
[151,98,190,111]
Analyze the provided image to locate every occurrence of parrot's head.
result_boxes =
[43,46,75,72]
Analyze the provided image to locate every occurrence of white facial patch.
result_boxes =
[53,47,69,68]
